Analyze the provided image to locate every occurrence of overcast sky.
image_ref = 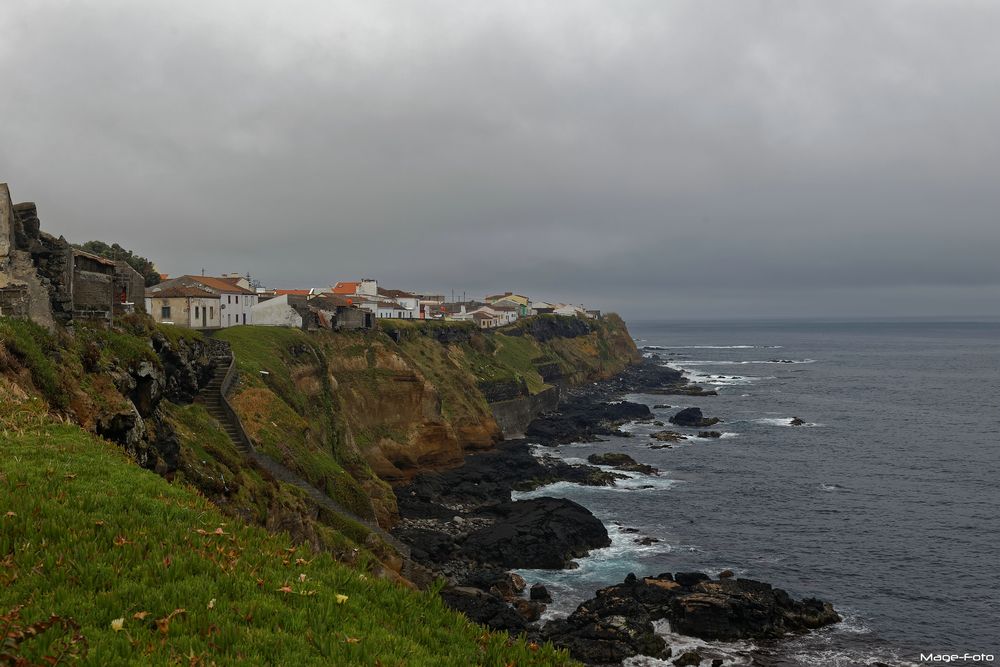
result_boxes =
[2,1,998,318]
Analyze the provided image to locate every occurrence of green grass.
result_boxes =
[154,323,205,348]
[491,334,549,394]
[0,418,574,666]
[165,402,380,560]
[0,317,70,409]
[215,327,390,521]
[76,324,159,371]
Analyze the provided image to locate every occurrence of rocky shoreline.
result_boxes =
[392,357,840,665]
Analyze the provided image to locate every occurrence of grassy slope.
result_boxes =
[0,406,572,665]
[214,326,394,523]
[165,402,377,561]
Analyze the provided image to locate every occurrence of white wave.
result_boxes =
[673,359,815,366]
[650,344,783,350]
[678,369,771,387]
[515,524,675,620]
[622,620,758,666]
[781,612,921,667]
[819,483,847,492]
[751,417,823,427]
[512,474,678,500]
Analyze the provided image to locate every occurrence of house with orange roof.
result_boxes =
[144,285,221,328]
[146,274,258,327]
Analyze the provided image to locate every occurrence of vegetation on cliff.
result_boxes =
[218,314,639,486]
[0,401,572,665]
[0,311,636,665]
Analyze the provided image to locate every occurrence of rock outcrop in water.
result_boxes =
[542,572,840,664]
[669,406,720,428]
[462,498,611,569]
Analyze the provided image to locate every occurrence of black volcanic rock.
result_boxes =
[393,527,456,564]
[440,587,527,631]
[462,498,611,569]
[542,572,840,662]
[587,452,658,475]
[525,400,652,445]
[530,583,553,602]
[669,407,720,428]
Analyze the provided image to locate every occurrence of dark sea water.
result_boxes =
[515,319,1000,666]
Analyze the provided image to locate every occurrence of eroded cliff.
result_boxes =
[217,314,639,523]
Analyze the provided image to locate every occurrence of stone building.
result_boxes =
[145,285,222,328]
[1,182,147,327]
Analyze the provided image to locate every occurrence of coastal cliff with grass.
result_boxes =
[0,310,637,664]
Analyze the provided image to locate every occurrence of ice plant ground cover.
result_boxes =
[0,405,574,665]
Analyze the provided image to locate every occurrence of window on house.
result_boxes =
[227,295,231,304]
[235,295,239,304]
[210,306,214,319]
[161,306,171,319]
[195,306,200,318]
[243,313,246,324]
[228,313,231,325]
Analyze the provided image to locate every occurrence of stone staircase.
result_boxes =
[196,343,412,569]
[199,358,249,452]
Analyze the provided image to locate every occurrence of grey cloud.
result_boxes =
[2,0,999,319]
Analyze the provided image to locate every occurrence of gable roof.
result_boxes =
[332,281,360,295]
[146,286,219,299]
[181,275,256,295]
[377,287,417,299]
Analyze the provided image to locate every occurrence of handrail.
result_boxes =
[209,344,412,563]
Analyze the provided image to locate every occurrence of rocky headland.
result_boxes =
[393,356,841,664]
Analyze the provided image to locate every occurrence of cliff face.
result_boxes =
[2,311,638,538]
[218,315,639,519]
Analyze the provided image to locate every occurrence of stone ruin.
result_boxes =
[1,182,145,328]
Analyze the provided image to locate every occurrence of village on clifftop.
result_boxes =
[144,274,602,331]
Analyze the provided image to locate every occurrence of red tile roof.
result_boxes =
[146,286,219,299]
[332,281,360,295]
[180,275,256,295]
[275,289,311,296]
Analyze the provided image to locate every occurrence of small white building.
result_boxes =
[249,294,304,328]
[375,301,417,319]
[145,286,222,329]
[147,275,259,327]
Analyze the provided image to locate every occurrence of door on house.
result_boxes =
[202,304,207,328]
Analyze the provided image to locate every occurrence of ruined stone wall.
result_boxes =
[1,184,16,273]
[0,184,55,328]
[114,260,146,312]
[72,269,114,312]
[0,286,30,317]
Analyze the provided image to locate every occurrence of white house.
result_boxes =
[553,303,589,317]
[249,294,304,328]
[375,301,417,319]
[146,275,258,327]
[144,286,222,329]
[489,304,519,325]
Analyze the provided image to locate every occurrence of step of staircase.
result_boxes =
[194,347,411,560]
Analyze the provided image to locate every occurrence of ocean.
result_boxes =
[514,319,1000,666]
